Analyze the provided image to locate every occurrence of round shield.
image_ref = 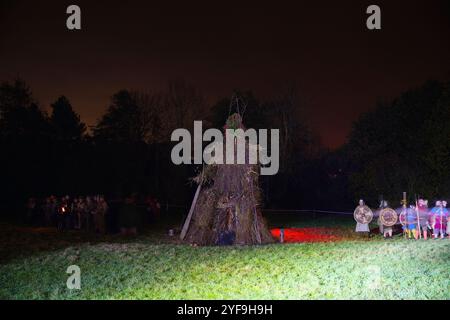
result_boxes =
[380,208,398,227]
[354,205,373,224]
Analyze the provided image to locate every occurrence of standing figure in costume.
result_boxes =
[378,201,397,239]
[74,197,85,230]
[439,200,448,238]
[430,201,448,239]
[376,200,387,236]
[437,200,447,239]
[92,195,100,234]
[57,196,68,232]
[25,197,37,225]
[444,201,450,239]
[95,195,108,234]
[118,194,140,236]
[83,196,91,231]
[49,196,58,227]
[72,197,79,229]
[354,199,373,238]
[145,195,161,223]
[80,197,87,229]
[398,192,412,239]
[405,205,418,239]
[63,195,73,229]
[42,197,53,227]
[417,199,430,240]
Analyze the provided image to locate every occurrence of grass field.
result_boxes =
[0,212,449,300]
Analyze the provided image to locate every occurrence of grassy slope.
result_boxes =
[0,213,449,300]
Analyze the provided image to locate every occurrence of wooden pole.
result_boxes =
[402,192,408,239]
[415,195,422,239]
[180,182,202,240]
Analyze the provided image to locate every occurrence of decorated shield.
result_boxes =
[380,208,398,227]
[354,205,373,224]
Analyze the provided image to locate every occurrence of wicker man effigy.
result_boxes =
[180,112,274,246]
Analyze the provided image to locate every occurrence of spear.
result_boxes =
[402,192,408,239]
[415,194,421,239]
[439,202,444,239]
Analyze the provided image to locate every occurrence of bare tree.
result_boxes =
[163,79,208,137]
[94,90,164,144]
[133,91,164,144]
[269,86,314,172]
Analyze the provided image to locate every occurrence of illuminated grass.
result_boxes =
[0,218,449,300]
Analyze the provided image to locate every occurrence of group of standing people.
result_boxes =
[27,195,109,233]
[399,199,449,240]
[25,194,161,235]
[355,198,449,240]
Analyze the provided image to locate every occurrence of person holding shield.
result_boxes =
[354,199,373,238]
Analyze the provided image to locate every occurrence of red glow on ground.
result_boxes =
[271,228,343,243]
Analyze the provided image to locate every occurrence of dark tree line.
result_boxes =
[0,79,204,212]
[345,80,450,206]
[0,78,447,217]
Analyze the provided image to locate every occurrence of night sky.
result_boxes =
[1,1,449,148]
